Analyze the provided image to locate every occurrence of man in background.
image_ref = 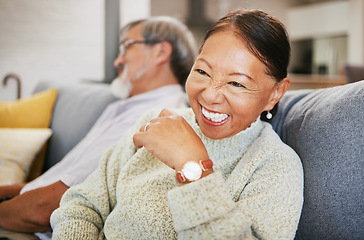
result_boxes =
[0,16,196,237]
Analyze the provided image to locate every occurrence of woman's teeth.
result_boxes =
[202,107,228,123]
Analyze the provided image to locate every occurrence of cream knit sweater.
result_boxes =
[51,108,303,240]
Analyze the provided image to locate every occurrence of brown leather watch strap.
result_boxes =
[200,158,213,171]
[176,159,213,183]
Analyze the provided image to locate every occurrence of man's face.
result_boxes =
[112,23,152,98]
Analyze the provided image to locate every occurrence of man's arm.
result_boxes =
[0,180,68,233]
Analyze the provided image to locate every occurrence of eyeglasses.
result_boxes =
[119,39,162,56]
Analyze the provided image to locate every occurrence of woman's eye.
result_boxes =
[228,81,245,88]
[196,69,210,77]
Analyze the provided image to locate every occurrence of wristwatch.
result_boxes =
[176,159,213,183]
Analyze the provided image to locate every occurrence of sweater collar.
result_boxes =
[184,109,264,162]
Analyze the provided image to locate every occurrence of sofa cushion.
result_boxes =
[0,89,58,180]
[33,81,118,171]
[0,89,57,128]
[0,128,52,186]
[270,89,314,134]
[274,81,364,240]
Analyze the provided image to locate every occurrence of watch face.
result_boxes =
[181,161,202,181]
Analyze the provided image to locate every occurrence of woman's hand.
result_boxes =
[133,109,209,171]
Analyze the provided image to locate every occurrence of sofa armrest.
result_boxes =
[33,81,117,171]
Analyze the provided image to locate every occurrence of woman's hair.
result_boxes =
[201,9,290,121]
[120,17,197,87]
[202,9,290,83]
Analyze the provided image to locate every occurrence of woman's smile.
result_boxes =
[201,106,229,126]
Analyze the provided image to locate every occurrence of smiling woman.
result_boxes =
[186,28,289,139]
[51,9,303,240]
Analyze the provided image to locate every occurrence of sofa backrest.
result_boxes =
[33,81,117,171]
[272,80,364,240]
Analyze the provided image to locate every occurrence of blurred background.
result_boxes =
[1,0,363,101]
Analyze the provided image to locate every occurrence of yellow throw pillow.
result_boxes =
[0,88,57,128]
[0,128,52,186]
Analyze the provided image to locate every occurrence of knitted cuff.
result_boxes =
[168,171,235,231]
[52,220,100,240]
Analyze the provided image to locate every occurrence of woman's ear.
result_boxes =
[153,41,173,65]
[264,77,290,111]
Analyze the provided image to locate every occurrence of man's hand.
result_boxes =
[0,181,68,233]
[0,183,26,200]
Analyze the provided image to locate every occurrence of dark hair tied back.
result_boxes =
[203,9,290,82]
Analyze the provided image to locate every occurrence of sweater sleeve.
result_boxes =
[50,147,116,239]
[50,109,157,239]
[168,141,303,240]
[168,172,255,239]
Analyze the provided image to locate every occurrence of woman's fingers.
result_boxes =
[133,109,208,170]
[133,131,144,149]
[157,108,174,117]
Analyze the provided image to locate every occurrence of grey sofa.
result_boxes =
[33,80,364,239]
[33,81,118,171]
[271,80,364,239]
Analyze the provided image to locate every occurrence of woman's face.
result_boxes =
[186,30,287,139]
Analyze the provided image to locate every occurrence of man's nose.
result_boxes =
[114,55,124,68]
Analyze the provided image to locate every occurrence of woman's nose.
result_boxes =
[202,82,225,105]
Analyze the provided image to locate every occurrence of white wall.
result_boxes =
[0,0,105,101]
[120,0,150,27]
[150,0,294,48]
[151,0,187,21]
[287,0,364,66]
[348,0,364,64]
[287,1,349,40]
[205,0,295,24]
[2,0,364,102]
